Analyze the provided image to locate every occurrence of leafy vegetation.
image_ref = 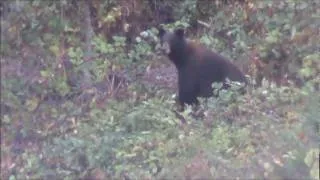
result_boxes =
[1,0,319,179]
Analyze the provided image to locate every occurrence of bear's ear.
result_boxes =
[174,28,184,38]
[158,28,166,38]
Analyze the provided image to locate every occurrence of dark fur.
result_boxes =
[158,28,247,106]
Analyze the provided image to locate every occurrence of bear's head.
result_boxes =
[157,28,187,55]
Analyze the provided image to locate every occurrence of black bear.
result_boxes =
[157,27,247,107]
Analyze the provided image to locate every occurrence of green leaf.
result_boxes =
[49,45,59,56]
[26,97,40,111]
[40,70,49,77]
[304,148,319,167]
